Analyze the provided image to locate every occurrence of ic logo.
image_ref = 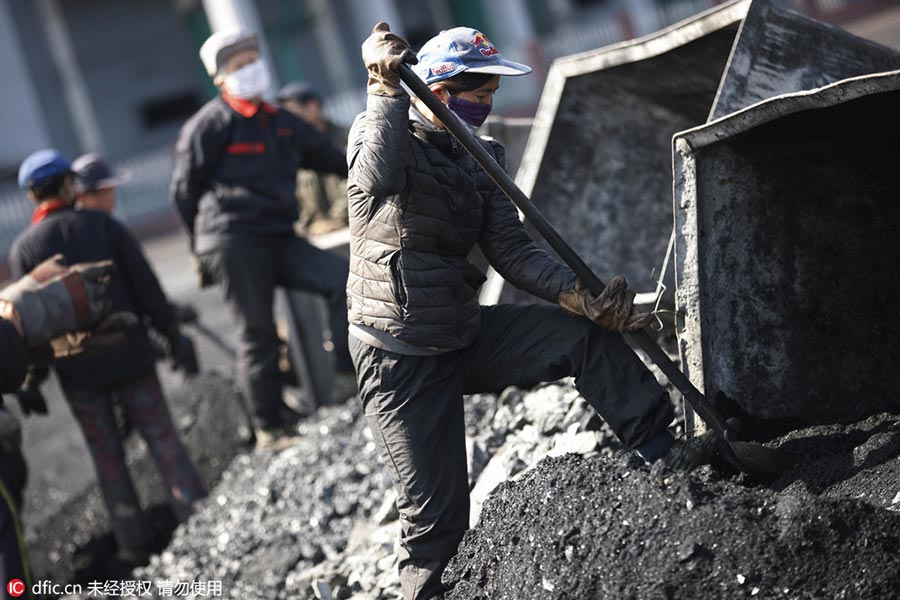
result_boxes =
[7,579,25,597]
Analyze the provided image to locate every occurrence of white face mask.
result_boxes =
[224,59,271,100]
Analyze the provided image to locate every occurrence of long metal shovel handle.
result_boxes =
[398,63,730,438]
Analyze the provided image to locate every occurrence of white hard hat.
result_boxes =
[199,29,259,77]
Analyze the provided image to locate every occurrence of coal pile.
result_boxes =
[134,399,395,599]
[126,380,616,599]
[293,384,621,600]
[26,372,252,585]
[104,374,900,599]
[442,412,900,599]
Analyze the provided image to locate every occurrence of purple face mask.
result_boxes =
[447,95,492,129]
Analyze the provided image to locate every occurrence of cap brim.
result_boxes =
[213,36,259,76]
[95,169,132,190]
[466,59,533,77]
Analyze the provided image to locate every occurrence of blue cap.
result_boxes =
[413,27,532,85]
[18,149,72,190]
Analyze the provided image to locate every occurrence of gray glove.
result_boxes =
[361,22,417,97]
[559,275,652,333]
[0,255,114,348]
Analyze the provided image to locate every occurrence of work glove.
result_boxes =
[558,275,653,333]
[0,255,115,348]
[15,385,47,416]
[14,363,49,416]
[663,431,719,472]
[166,328,200,376]
[361,22,417,97]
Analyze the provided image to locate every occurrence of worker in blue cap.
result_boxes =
[8,149,206,566]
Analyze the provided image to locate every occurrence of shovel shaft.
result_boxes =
[398,64,729,437]
[189,320,237,361]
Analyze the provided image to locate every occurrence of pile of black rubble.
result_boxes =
[443,412,900,599]
[38,371,900,599]
[27,373,252,587]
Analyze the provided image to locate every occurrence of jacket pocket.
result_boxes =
[389,251,408,308]
[461,263,487,290]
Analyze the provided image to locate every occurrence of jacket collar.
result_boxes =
[31,199,72,225]
[221,91,278,118]
[409,105,439,130]
[410,121,463,158]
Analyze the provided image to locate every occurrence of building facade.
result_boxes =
[0,0,897,256]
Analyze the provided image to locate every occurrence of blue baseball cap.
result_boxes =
[413,27,532,85]
[18,149,73,190]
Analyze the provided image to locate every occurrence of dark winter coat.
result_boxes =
[0,319,26,395]
[171,93,348,253]
[8,206,175,390]
[0,311,29,509]
[346,94,576,352]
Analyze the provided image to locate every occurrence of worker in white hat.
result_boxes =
[172,29,355,450]
[199,30,269,97]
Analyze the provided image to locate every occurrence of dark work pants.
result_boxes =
[203,235,351,429]
[65,370,206,553]
[350,304,674,600]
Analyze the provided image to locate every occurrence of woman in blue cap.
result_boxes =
[349,24,710,600]
[9,149,206,567]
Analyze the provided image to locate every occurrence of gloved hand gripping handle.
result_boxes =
[397,63,730,436]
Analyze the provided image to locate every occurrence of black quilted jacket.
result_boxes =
[171,94,347,253]
[347,94,576,352]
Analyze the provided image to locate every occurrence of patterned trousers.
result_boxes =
[65,370,206,553]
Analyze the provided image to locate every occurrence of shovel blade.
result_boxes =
[720,439,793,483]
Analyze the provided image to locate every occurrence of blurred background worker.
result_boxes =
[0,254,122,590]
[171,30,354,450]
[72,152,201,437]
[72,152,132,213]
[8,149,206,567]
[277,83,350,236]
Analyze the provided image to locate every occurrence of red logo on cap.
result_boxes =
[472,32,499,57]
[431,62,457,77]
